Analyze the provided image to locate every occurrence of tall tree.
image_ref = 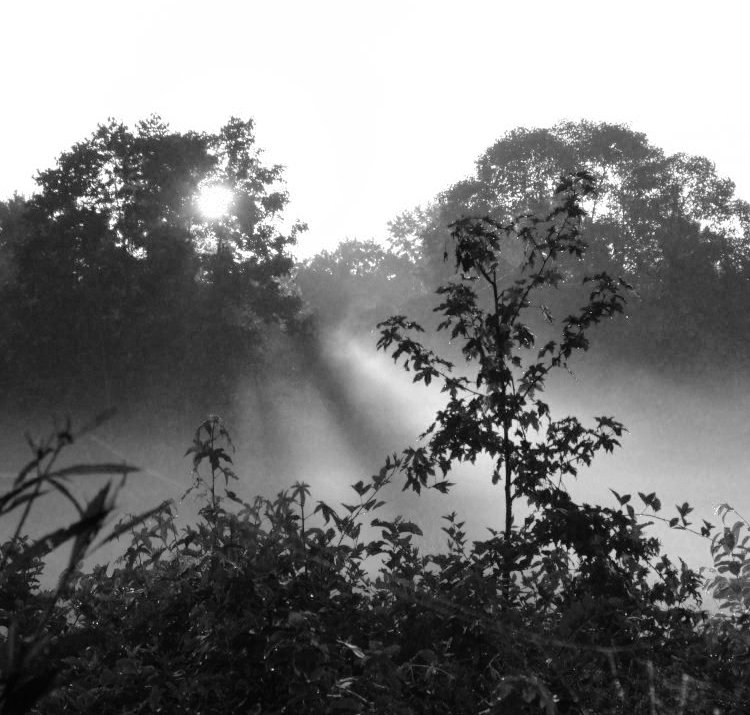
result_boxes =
[0,117,304,398]
[387,121,750,369]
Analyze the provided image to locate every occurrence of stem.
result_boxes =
[483,262,515,597]
[503,420,513,540]
[300,495,307,576]
[487,266,514,542]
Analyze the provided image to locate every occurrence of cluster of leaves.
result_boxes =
[0,412,164,713]
[0,117,304,405]
[5,174,750,713]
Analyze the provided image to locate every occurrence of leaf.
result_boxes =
[49,462,139,479]
[398,521,423,536]
[95,500,174,550]
[610,489,631,506]
[638,491,660,511]
[1,489,51,515]
[351,480,369,496]
[339,640,366,659]
[432,480,454,494]
[15,510,111,568]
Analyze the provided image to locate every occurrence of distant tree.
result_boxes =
[393,122,750,280]
[388,122,750,370]
[295,239,422,332]
[0,117,304,399]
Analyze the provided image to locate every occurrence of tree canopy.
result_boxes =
[0,117,304,402]
[386,121,750,372]
[295,239,422,332]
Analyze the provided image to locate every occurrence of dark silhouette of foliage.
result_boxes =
[0,117,304,404]
[386,121,750,374]
[0,413,165,714]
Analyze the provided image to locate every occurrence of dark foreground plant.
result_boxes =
[32,415,750,714]
[0,411,166,714]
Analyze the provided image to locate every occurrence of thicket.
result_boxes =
[3,174,750,714]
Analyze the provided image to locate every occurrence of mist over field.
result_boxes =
[3,321,747,585]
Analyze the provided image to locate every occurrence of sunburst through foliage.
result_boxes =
[197,184,233,219]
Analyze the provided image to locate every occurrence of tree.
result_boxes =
[378,170,630,548]
[296,239,422,332]
[0,117,304,401]
[376,172,713,707]
[387,121,750,371]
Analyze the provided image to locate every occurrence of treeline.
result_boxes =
[301,122,750,377]
[2,118,750,409]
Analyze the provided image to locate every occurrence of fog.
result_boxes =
[4,323,746,594]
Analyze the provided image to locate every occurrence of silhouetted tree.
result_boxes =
[0,117,304,399]
[387,121,750,371]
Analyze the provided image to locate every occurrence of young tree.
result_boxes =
[379,171,624,534]
[377,170,703,630]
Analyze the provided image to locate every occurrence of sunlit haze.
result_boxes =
[197,185,233,219]
[2,0,749,561]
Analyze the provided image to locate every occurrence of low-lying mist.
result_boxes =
[3,325,746,590]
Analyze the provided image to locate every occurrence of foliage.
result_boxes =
[0,413,163,714]
[0,117,304,402]
[23,423,750,714]
[5,176,750,713]
[386,121,750,373]
[295,239,424,333]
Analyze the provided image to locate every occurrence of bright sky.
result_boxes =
[1,1,749,258]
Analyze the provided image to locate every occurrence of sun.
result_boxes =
[197,185,233,219]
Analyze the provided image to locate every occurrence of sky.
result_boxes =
[1,1,749,258]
